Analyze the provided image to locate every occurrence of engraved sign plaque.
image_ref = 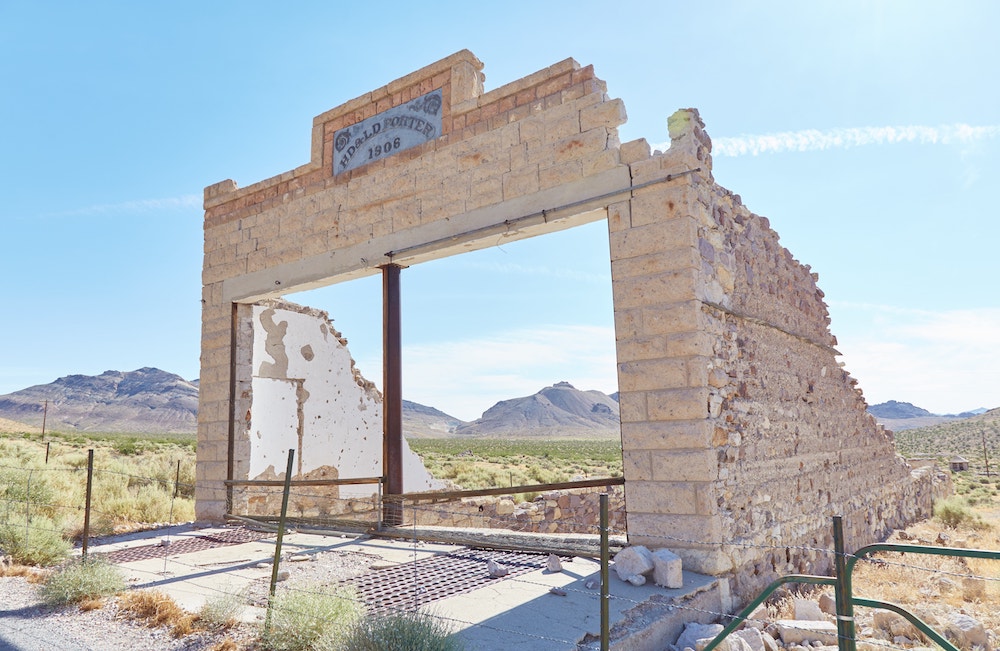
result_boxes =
[333,88,443,175]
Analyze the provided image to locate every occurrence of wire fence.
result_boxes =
[1,448,998,650]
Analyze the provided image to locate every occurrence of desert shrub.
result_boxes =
[934,497,988,529]
[260,585,364,651]
[0,466,58,518]
[0,517,71,566]
[39,556,124,606]
[342,610,465,651]
[199,584,248,628]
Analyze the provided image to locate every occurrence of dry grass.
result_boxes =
[0,563,46,582]
[117,590,201,638]
[0,418,41,434]
[849,480,1000,639]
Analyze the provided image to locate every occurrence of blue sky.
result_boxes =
[2,1,997,421]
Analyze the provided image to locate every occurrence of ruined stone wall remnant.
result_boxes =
[200,50,934,603]
[229,299,442,516]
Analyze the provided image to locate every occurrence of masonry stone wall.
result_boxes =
[408,485,627,534]
[200,51,934,605]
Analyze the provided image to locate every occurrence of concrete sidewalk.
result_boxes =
[85,525,729,650]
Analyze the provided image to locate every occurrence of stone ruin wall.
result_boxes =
[684,167,944,597]
[409,485,627,535]
[199,50,940,606]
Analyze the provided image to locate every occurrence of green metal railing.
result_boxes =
[702,515,1000,651]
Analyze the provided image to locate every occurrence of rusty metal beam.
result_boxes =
[382,263,404,525]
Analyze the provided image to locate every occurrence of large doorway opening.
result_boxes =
[265,219,623,521]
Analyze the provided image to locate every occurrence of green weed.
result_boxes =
[260,585,364,651]
[342,609,465,651]
[39,555,125,606]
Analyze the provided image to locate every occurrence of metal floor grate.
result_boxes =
[102,527,270,563]
[341,548,551,615]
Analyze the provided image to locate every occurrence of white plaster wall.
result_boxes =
[248,302,443,497]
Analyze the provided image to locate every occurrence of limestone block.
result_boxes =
[793,598,825,621]
[620,138,650,165]
[943,613,991,651]
[496,499,516,515]
[873,611,920,641]
[579,98,627,131]
[674,622,723,651]
[612,545,654,581]
[775,620,837,646]
[651,548,683,588]
[735,627,779,651]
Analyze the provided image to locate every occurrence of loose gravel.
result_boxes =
[0,549,382,651]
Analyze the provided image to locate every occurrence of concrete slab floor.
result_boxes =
[82,526,724,650]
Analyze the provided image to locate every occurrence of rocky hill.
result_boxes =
[893,407,1000,461]
[19,370,991,442]
[452,381,620,439]
[0,368,200,434]
[401,400,466,438]
[868,400,990,431]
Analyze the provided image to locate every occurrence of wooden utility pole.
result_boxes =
[41,400,48,436]
[983,430,991,478]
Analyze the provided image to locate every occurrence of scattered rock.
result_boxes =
[943,613,991,651]
[546,554,563,573]
[735,626,780,651]
[487,559,508,578]
[548,587,567,597]
[874,611,920,640]
[613,545,654,582]
[744,604,769,630]
[793,599,825,621]
[961,577,986,601]
[625,574,646,586]
[817,593,836,616]
[652,548,684,589]
[276,569,290,582]
[675,622,724,651]
[288,554,310,562]
[775,620,838,646]
[936,532,950,545]
[584,579,598,590]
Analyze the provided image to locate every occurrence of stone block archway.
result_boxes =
[199,51,932,599]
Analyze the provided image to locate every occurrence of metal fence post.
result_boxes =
[600,492,610,651]
[264,448,296,635]
[82,449,94,558]
[833,515,855,651]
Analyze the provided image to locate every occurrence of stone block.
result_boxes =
[612,545,654,581]
[793,598,825,621]
[579,97,627,131]
[674,622,723,651]
[617,358,689,392]
[651,548,683,588]
[625,481,699,515]
[775,620,837,646]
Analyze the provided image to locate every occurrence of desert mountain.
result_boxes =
[893,407,1000,460]
[453,381,620,439]
[867,400,992,431]
[401,400,466,438]
[0,369,465,438]
[0,368,199,434]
